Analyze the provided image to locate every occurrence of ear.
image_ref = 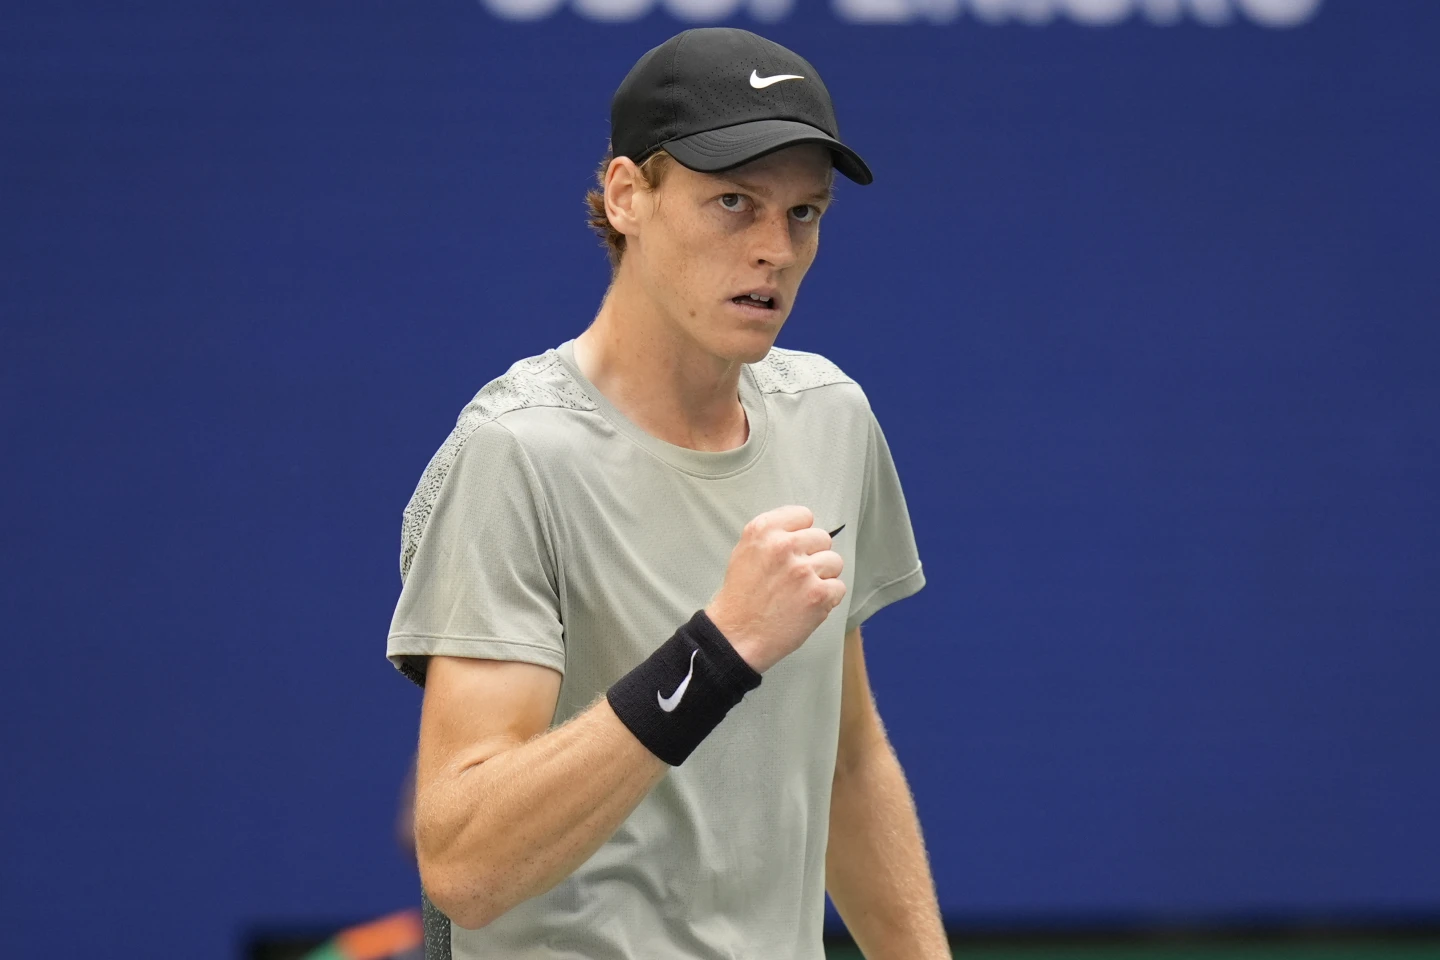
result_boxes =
[604,156,647,241]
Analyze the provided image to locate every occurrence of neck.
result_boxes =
[574,267,749,453]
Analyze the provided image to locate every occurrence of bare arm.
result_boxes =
[825,626,949,959]
[415,655,666,929]
[416,504,846,930]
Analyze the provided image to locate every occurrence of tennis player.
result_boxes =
[386,27,948,959]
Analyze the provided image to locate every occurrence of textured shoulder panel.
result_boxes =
[748,346,855,395]
[399,350,594,582]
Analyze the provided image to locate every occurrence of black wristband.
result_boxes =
[607,609,763,766]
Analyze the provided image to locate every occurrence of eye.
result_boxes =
[717,192,760,214]
[790,204,818,223]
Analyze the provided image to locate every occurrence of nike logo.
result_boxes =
[657,649,699,713]
[750,70,804,89]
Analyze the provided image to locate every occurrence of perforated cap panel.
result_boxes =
[610,28,871,184]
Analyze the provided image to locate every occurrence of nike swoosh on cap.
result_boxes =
[750,69,804,89]
[657,649,699,713]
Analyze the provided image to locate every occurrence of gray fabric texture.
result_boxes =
[388,338,925,959]
[421,890,453,960]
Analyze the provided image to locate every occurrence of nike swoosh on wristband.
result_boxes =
[657,649,699,713]
[750,69,804,89]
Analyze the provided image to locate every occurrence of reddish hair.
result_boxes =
[585,148,675,273]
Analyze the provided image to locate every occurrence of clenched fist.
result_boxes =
[705,505,846,674]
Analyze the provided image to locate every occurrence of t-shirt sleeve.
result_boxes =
[845,404,926,634]
[386,418,564,686]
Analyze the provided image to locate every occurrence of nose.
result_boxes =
[752,210,797,270]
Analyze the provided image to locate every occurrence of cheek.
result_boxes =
[646,228,712,303]
[667,221,737,295]
[792,228,820,272]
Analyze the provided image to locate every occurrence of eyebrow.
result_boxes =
[716,175,834,205]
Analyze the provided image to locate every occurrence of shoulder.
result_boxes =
[748,345,873,422]
[439,349,597,472]
[748,345,857,396]
[399,348,592,581]
[453,349,595,437]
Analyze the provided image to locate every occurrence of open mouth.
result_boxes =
[730,292,777,311]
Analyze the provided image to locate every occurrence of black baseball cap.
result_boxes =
[611,28,873,186]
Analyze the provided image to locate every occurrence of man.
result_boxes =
[386,27,948,959]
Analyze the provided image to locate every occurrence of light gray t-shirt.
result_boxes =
[387,338,925,959]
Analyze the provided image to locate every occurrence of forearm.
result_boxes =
[418,696,666,928]
[826,738,948,959]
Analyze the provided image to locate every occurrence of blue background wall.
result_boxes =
[3,1,1437,956]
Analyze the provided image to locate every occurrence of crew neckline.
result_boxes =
[555,338,769,479]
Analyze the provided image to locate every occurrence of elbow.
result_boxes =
[414,793,534,929]
[447,901,501,932]
[421,863,505,930]
[419,841,510,930]
[451,892,507,932]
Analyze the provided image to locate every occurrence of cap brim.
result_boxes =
[663,119,873,186]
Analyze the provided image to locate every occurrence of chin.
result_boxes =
[719,326,781,365]
[683,307,785,365]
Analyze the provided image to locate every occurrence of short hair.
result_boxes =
[585,148,675,274]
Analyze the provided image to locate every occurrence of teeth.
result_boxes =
[747,293,771,302]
